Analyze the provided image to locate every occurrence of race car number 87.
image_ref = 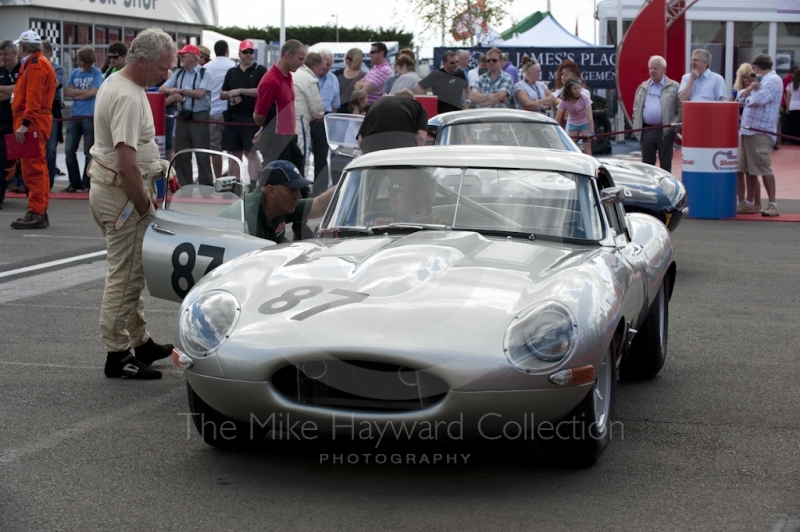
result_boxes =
[171,243,225,298]
[259,286,369,321]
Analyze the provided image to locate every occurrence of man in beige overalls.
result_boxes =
[88,28,177,379]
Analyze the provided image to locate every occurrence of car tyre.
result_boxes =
[187,382,265,449]
[538,339,617,468]
[622,279,668,380]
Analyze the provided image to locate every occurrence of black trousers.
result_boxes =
[310,120,329,197]
[640,128,675,173]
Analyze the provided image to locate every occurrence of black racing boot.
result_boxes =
[135,338,174,367]
[104,350,162,379]
[11,210,47,229]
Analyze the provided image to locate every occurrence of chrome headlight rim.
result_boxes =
[179,289,241,358]
[503,301,578,372]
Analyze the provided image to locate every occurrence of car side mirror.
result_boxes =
[600,187,625,205]
[215,176,237,194]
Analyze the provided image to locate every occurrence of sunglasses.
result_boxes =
[746,73,757,78]
[447,61,457,65]
[241,49,254,54]
[107,54,119,59]
[487,58,499,63]
[370,50,379,55]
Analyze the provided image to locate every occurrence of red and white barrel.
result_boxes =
[147,92,166,159]
[681,102,740,218]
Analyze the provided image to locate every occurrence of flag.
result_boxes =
[575,18,579,36]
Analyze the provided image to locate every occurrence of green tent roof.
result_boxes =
[500,11,550,41]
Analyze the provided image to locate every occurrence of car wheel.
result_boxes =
[187,382,265,449]
[538,339,616,468]
[622,278,668,380]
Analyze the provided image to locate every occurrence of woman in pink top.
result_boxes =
[556,77,594,155]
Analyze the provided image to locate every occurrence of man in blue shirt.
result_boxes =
[678,49,727,102]
[159,44,214,186]
[63,45,102,192]
[309,49,340,197]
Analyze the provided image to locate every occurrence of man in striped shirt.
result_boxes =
[737,54,783,217]
[356,42,392,107]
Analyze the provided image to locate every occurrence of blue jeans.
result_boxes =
[65,119,94,189]
[46,119,60,189]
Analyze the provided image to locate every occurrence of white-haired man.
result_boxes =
[310,49,339,196]
[88,28,177,379]
[633,55,681,172]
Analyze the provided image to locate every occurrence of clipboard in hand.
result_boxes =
[4,131,40,160]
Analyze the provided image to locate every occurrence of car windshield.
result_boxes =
[438,121,579,151]
[323,166,605,241]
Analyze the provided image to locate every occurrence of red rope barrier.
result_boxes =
[741,125,800,143]
[52,114,257,128]
[586,123,681,139]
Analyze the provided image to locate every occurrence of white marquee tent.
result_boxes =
[500,14,593,47]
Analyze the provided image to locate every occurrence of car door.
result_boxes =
[142,150,272,302]
[598,177,648,328]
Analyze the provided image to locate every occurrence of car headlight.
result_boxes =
[504,302,577,370]
[180,290,240,357]
[658,175,680,204]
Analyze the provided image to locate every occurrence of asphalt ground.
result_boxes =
[1,194,799,531]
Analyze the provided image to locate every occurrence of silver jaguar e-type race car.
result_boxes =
[143,145,676,467]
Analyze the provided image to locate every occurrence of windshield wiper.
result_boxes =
[369,223,448,234]
[324,226,374,237]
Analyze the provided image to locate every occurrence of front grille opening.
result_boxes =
[271,360,448,412]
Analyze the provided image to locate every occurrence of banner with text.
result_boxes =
[433,47,617,89]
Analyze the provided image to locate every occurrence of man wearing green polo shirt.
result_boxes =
[244,160,335,242]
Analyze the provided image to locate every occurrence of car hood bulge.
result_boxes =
[194,231,605,385]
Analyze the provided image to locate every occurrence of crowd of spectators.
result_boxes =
[0,29,794,222]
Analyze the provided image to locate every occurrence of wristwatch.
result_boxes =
[239,88,243,96]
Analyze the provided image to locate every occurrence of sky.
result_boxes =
[216,0,604,56]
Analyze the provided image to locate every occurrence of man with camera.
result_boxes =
[159,44,214,186]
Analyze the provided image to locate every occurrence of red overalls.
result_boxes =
[12,51,56,215]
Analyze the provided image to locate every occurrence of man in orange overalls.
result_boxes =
[10,30,55,229]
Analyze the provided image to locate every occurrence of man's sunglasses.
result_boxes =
[487,58,499,63]
[107,54,119,59]
[370,50,379,55]
[241,49,254,54]
[447,61,457,65]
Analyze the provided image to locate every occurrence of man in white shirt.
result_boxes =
[678,49,727,102]
[205,40,236,176]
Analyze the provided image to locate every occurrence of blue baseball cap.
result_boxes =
[260,160,313,189]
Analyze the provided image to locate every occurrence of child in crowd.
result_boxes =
[349,89,368,115]
[556,77,594,155]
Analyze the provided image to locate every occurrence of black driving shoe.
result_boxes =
[135,338,174,366]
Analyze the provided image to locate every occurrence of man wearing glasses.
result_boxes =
[470,47,513,108]
[220,40,267,185]
[355,42,392,107]
[632,55,680,172]
[414,50,470,114]
[103,42,127,80]
[678,49,726,102]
